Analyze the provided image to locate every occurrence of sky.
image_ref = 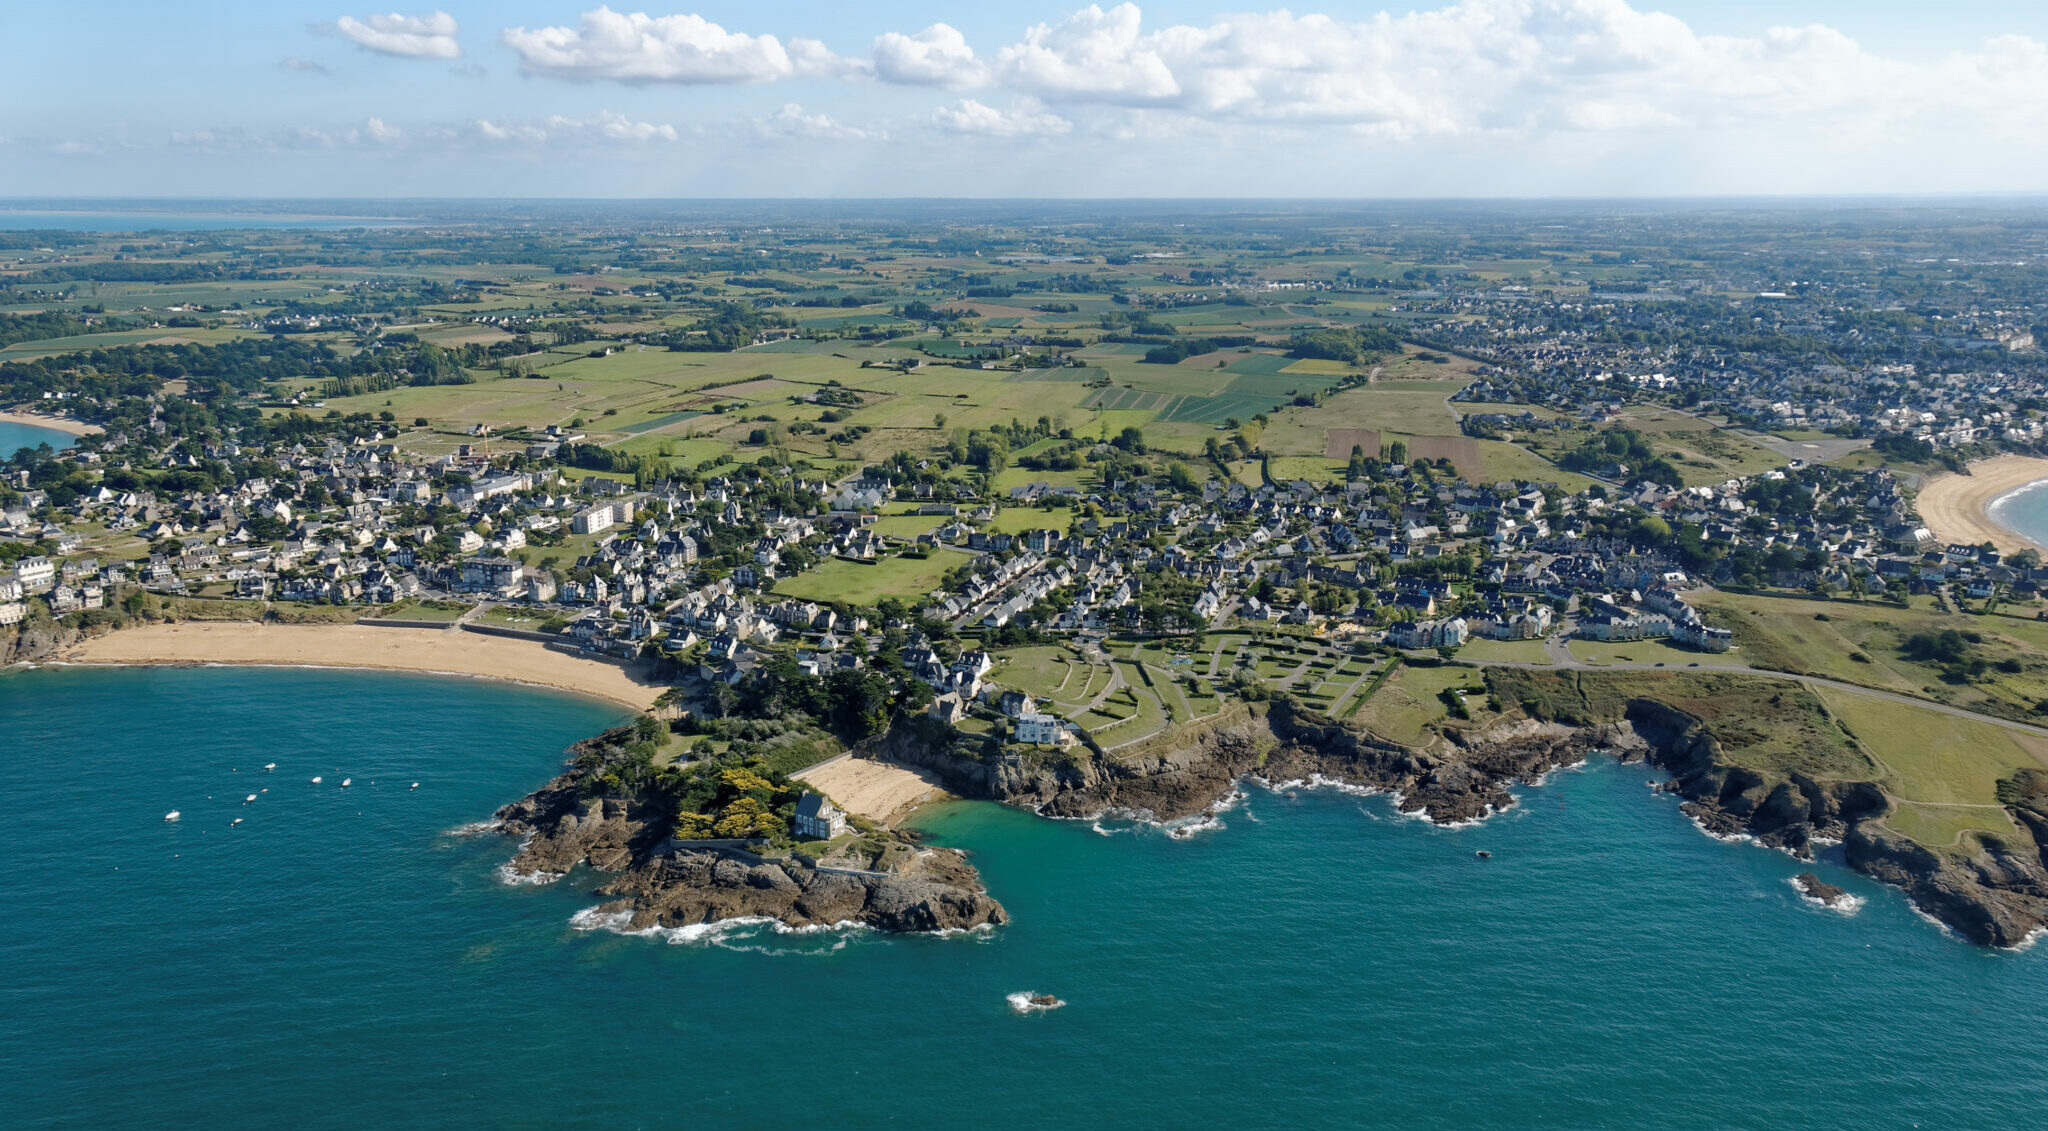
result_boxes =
[5,0,2048,199]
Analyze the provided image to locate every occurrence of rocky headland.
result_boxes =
[493,729,1007,935]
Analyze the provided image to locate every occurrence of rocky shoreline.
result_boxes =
[492,733,1007,936]
[867,694,2048,949]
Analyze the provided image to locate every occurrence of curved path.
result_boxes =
[1441,636,2048,740]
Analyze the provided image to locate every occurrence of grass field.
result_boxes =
[1356,663,1487,745]
[1691,590,2048,720]
[1819,689,2048,847]
[768,548,969,604]
[1457,638,1554,664]
[991,645,1086,703]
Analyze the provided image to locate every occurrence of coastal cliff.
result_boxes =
[867,675,2048,949]
[493,728,1007,935]
[3,619,91,666]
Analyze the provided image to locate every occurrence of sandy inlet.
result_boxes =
[0,410,101,437]
[797,756,954,826]
[1916,454,2048,555]
[61,621,664,711]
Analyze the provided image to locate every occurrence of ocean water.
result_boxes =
[0,419,77,459]
[1989,477,2048,548]
[5,666,2048,1128]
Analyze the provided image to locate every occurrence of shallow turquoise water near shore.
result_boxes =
[0,419,77,459]
[6,665,2048,1128]
[1989,477,2048,548]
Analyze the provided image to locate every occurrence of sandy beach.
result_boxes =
[61,622,664,711]
[1915,454,2048,555]
[797,756,954,826]
[0,410,101,437]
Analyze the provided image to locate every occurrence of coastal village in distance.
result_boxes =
[9,204,2048,946]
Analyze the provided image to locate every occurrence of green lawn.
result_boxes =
[770,548,970,604]
[992,645,1083,701]
[1457,638,1553,664]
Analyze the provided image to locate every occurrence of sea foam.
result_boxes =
[1785,876,1866,916]
[1007,991,1066,1014]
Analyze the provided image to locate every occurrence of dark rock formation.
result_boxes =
[1791,873,1849,906]
[492,740,1006,935]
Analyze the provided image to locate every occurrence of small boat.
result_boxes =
[311,776,323,784]
[264,763,276,772]
[340,778,352,788]
[244,794,257,804]
[231,818,243,827]
[410,783,419,790]
[164,810,181,822]
[1474,850,1491,859]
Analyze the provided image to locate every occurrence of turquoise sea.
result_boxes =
[1989,477,2048,549]
[6,665,2048,1129]
[0,419,77,460]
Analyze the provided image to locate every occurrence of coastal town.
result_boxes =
[10,204,2048,947]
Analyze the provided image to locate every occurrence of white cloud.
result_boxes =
[333,10,461,60]
[996,4,1178,104]
[753,103,874,141]
[468,111,680,145]
[167,113,676,152]
[979,1,2048,140]
[931,98,1071,138]
[170,119,407,151]
[280,56,329,75]
[873,23,986,87]
[501,7,806,84]
[789,37,868,80]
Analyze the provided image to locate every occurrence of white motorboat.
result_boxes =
[164,810,181,822]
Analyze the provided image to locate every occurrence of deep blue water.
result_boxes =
[5,665,2047,1129]
[0,419,77,459]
